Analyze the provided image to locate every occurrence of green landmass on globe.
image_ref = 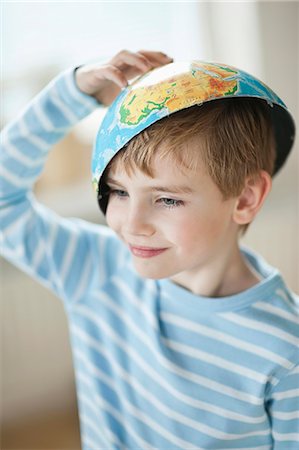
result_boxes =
[119,62,239,127]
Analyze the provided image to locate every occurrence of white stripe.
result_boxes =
[0,243,24,261]
[73,328,267,435]
[232,447,271,450]
[46,220,62,291]
[273,431,299,441]
[118,250,130,270]
[60,233,78,282]
[65,72,85,102]
[0,208,32,235]
[72,255,93,303]
[0,164,36,188]
[271,410,299,420]
[18,118,50,152]
[73,303,263,406]
[65,72,97,111]
[222,313,299,346]
[77,371,157,450]
[163,338,271,384]
[80,412,112,445]
[2,138,44,168]
[80,433,101,450]
[112,277,157,329]
[33,100,54,131]
[79,394,120,446]
[25,132,49,153]
[275,288,298,310]
[253,302,299,326]
[52,85,79,124]
[31,239,46,270]
[43,219,76,300]
[272,389,299,401]
[161,312,292,368]
[97,237,108,286]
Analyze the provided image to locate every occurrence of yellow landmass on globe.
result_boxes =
[119,63,238,126]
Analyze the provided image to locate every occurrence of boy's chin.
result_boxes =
[132,260,172,280]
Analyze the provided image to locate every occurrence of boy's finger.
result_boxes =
[112,49,152,72]
[95,64,128,88]
[137,50,173,67]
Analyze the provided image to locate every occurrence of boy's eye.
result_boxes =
[159,198,184,208]
[110,189,128,198]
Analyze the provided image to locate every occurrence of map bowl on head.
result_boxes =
[91,61,295,210]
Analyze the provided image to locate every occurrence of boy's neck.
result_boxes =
[170,245,262,298]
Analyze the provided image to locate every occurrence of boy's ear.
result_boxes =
[233,170,272,225]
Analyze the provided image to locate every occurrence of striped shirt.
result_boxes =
[1,68,298,450]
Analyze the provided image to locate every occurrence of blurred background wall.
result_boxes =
[1,1,298,448]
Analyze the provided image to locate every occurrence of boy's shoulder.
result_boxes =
[266,283,299,321]
[239,246,299,325]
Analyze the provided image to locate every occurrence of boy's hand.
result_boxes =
[75,50,173,106]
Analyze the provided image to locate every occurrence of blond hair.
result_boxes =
[105,98,276,201]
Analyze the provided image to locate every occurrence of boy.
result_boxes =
[1,49,298,449]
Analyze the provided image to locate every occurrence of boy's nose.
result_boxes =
[123,205,155,237]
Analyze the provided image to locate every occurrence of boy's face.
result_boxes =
[105,146,240,284]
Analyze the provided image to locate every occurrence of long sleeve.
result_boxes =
[0,68,98,203]
[0,68,119,304]
[266,364,299,449]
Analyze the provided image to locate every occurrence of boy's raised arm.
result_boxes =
[0,69,98,203]
[0,64,99,303]
[0,50,172,204]
[0,50,172,302]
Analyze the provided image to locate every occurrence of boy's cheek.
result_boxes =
[106,203,130,239]
[105,205,120,231]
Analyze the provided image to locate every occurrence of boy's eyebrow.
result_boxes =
[106,176,194,194]
[151,185,194,194]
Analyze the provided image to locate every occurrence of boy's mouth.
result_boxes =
[129,245,168,258]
